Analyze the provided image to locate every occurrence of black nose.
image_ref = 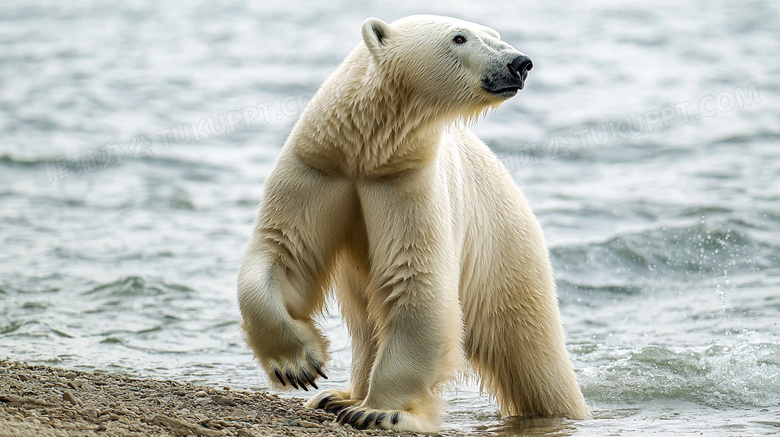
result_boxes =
[508,55,533,79]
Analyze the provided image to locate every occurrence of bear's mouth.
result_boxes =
[482,78,525,97]
[483,84,523,97]
[486,84,523,94]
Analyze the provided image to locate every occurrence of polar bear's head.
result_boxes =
[361,15,533,117]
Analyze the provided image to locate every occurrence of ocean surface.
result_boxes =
[1,1,779,435]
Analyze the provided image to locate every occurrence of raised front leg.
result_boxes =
[335,169,464,433]
[238,152,357,391]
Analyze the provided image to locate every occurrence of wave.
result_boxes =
[82,276,195,298]
[578,341,780,409]
[556,280,643,295]
[713,129,780,145]
[0,152,229,180]
[0,154,54,169]
[552,221,778,293]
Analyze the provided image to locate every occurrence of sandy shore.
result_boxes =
[0,360,425,437]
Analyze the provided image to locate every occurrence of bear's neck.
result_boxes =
[290,48,457,179]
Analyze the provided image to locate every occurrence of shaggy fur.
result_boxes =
[237,15,590,433]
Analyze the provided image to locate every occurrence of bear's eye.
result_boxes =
[453,35,467,44]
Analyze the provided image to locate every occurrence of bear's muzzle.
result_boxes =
[482,55,533,96]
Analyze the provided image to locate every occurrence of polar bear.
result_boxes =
[237,15,590,432]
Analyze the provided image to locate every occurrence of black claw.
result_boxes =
[375,412,386,425]
[286,371,299,389]
[364,412,377,427]
[297,376,309,391]
[274,369,286,386]
[303,370,318,389]
[343,410,356,424]
[317,395,334,410]
[391,412,399,425]
[313,364,328,379]
[336,409,349,423]
[350,411,364,426]
[330,404,345,414]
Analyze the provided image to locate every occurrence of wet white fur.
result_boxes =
[238,15,590,432]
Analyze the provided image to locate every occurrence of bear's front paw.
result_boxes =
[268,356,327,391]
[253,319,330,391]
[335,405,437,433]
[265,345,328,391]
[305,389,360,413]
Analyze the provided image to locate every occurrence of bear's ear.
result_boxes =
[361,18,392,58]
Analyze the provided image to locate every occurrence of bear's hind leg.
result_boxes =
[463,252,590,420]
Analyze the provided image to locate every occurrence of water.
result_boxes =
[1,1,779,435]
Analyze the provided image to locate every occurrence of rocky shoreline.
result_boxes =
[0,360,422,437]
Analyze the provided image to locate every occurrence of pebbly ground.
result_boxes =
[0,360,439,437]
